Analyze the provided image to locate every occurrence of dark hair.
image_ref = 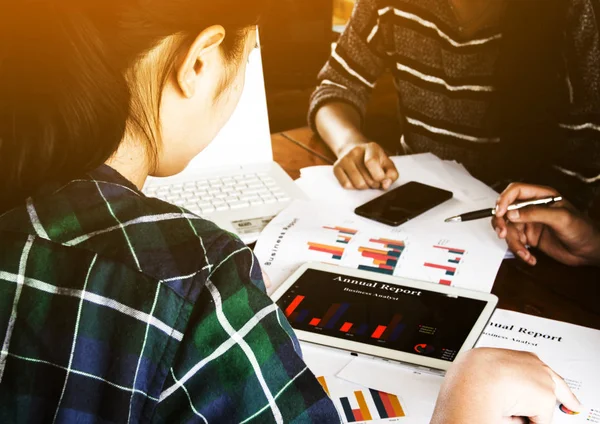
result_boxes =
[494,0,568,180]
[0,0,268,212]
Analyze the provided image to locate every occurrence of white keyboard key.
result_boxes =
[201,205,216,214]
[228,201,250,209]
[262,196,276,204]
[215,193,228,199]
[181,192,195,199]
[251,199,264,206]
[197,201,212,208]
[211,199,226,206]
[247,183,263,189]
[243,188,261,195]
[275,196,291,202]
[264,180,277,187]
[257,188,270,195]
[241,194,260,201]
[208,188,221,195]
[225,196,238,202]
[216,204,229,211]
[188,205,201,214]
[223,180,236,186]
[166,194,180,202]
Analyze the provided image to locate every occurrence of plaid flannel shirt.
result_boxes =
[0,165,339,423]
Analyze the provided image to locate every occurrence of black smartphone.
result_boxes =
[354,182,453,226]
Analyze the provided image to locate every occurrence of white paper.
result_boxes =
[255,200,506,294]
[336,310,600,423]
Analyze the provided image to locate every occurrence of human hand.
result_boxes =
[492,183,600,267]
[333,141,399,190]
[431,348,582,424]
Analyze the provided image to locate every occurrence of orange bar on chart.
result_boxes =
[354,391,373,421]
[316,376,330,396]
[358,247,389,255]
[388,393,406,417]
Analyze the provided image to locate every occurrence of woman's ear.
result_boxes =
[177,25,226,98]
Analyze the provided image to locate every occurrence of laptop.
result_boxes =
[143,40,307,244]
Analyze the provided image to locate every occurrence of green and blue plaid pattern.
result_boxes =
[0,165,339,423]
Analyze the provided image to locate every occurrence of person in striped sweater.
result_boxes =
[309,0,600,210]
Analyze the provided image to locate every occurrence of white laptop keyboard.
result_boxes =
[144,172,291,216]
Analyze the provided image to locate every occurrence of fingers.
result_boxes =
[505,206,574,236]
[496,183,560,218]
[548,369,582,414]
[364,144,399,190]
[492,216,508,239]
[381,156,399,190]
[333,166,353,189]
[344,160,370,190]
[505,221,537,265]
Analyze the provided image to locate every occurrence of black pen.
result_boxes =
[444,196,563,223]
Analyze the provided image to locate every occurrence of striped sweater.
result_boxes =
[309,0,600,208]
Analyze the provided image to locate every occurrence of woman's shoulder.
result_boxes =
[0,168,246,296]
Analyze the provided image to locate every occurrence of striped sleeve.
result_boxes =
[308,0,388,131]
[556,0,600,197]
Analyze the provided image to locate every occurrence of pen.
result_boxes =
[444,196,563,223]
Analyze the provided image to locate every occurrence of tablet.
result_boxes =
[271,263,497,372]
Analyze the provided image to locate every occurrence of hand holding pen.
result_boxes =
[491,183,600,267]
[445,196,563,223]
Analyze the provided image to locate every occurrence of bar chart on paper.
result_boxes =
[422,240,466,286]
[317,375,407,422]
[356,238,405,276]
[307,225,358,261]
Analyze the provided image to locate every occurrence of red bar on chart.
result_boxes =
[371,325,387,339]
[439,279,452,286]
[284,295,305,317]
[352,409,363,421]
[340,322,353,332]
[309,318,321,326]
[424,263,456,272]
[433,245,465,253]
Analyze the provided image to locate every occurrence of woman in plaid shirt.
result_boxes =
[0,0,580,422]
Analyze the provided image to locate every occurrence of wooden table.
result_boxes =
[271,127,600,330]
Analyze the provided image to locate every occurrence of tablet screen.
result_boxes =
[276,269,487,362]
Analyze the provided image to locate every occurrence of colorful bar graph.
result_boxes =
[371,325,387,339]
[440,279,452,286]
[370,389,389,418]
[340,322,353,333]
[285,295,305,317]
[307,242,345,260]
[357,238,405,276]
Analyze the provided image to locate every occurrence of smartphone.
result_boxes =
[354,182,453,226]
